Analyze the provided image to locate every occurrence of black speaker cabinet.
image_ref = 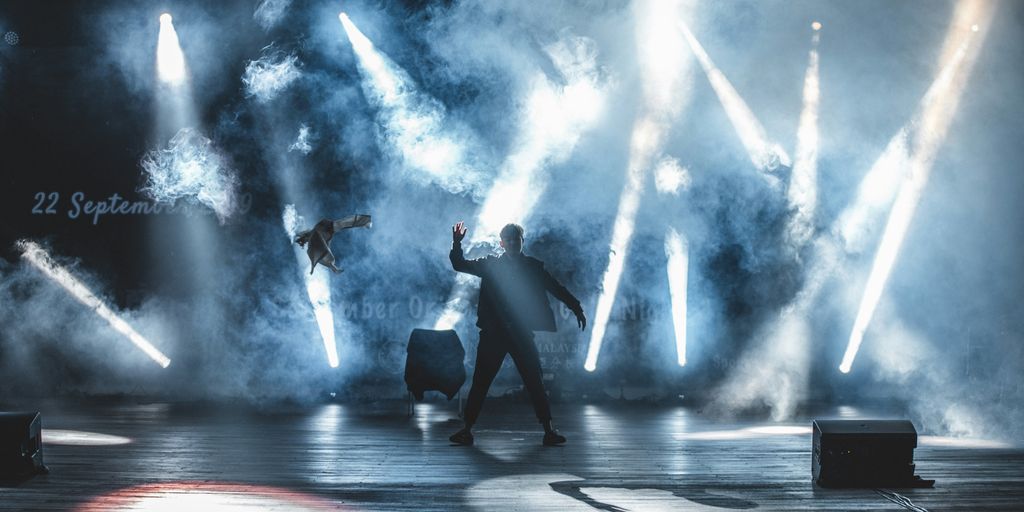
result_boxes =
[0,412,46,478]
[813,419,932,488]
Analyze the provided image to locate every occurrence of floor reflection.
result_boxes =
[75,482,349,511]
[43,429,132,446]
[674,425,811,441]
[918,436,1014,449]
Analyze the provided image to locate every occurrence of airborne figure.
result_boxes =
[294,214,372,274]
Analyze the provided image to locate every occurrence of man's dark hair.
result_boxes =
[500,223,525,241]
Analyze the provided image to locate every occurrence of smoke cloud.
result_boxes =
[242,47,302,103]
[289,124,314,154]
[0,0,1021,443]
[139,127,240,223]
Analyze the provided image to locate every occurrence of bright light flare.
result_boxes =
[785,29,821,248]
[840,1,992,373]
[283,206,339,368]
[339,12,483,197]
[17,241,171,368]
[664,228,689,367]
[157,13,186,86]
[680,22,789,179]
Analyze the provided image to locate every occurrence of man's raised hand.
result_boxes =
[452,221,468,243]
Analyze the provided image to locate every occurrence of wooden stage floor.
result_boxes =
[0,400,1021,511]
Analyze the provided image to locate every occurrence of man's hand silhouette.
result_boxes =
[574,309,587,331]
[453,221,468,243]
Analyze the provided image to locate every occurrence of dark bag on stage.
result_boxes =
[404,329,466,401]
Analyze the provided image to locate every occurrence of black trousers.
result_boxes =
[463,328,552,426]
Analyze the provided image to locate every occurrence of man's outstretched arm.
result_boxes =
[539,263,587,330]
[449,221,485,277]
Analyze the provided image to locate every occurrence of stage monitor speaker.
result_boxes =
[0,412,46,479]
[812,419,933,488]
[404,329,466,401]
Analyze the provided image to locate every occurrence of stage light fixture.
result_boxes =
[17,241,171,369]
[157,12,186,85]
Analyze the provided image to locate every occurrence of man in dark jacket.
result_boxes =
[448,221,586,446]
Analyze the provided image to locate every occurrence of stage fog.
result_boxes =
[1,0,1022,445]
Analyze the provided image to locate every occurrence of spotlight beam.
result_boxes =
[786,29,821,248]
[664,227,689,367]
[585,121,658,372]
[840,1,993,373]
[339,12,480,195]
[680,22,788,180]
[17,241,171,368]
[709,4,991,415]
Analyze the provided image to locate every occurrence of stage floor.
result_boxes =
[1,400,1021,511]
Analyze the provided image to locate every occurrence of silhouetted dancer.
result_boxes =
[295,214,372,274]
[447,221,586,446]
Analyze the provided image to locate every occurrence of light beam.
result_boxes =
[664,227,689,367]
[680,22,788,181]
[840,0,993,373]
[786,28,821,248]
[17,240,171,368]
[585,120,659,372]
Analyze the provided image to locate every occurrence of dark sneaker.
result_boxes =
[449,429,474,446]
[543,430,567,446]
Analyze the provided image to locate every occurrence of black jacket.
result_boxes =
[450,241,582,333]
